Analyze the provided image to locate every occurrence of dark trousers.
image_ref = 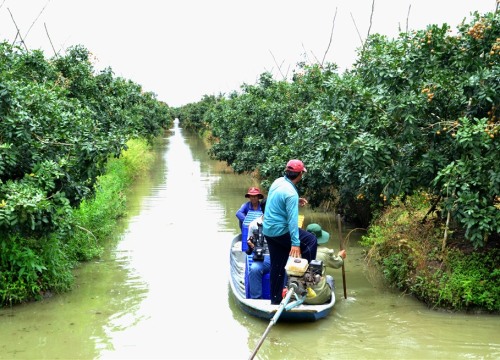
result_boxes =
[265,229,318,304]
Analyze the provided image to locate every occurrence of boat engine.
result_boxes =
[285,257,323,297]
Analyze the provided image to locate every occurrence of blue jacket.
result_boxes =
[262,176,300,246]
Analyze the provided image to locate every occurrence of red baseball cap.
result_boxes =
[286,159,307,172]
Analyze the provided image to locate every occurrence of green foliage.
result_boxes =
[382,252,411,289]
[433,115,500,248]
[0,41,173,233]
[0,234,73,306]
[0,137,156,306]
[0,165,73,236]
[70,138,153,262]
[118,137,156,177]
[348,12,500,243]
[434,250,500,311]
[206,67,336,176]
[0,40,173,306]
[176,94,221,134]
[362,194,499,312]
[180,10,500,248]
[359,225,384,247]
[176,10,500,311]
[68,161,128,261]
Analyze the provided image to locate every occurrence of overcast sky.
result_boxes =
[0,0,496,107]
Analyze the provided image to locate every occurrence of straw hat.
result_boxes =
[245,187,264,199]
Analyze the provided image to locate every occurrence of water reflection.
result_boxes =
[0,247,146,359]
[95,120,248,359]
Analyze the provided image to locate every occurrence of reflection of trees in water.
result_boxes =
[71,251,149,354]
[181,126,255,231]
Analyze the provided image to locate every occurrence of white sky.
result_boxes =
[0,0,496,107]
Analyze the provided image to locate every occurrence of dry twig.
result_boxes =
[363,0,375,53]
[350,12,364,46]
[24,0,50,41]
[321,7,338,66]
[269,50,287,80]
[44,23,58,57]
[406,4,412,33]
[8,8,28,51]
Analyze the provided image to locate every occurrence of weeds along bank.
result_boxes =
[0,41,173,307]
[0,137,161,307]
[361,193,499,313]
[176,9,500,312]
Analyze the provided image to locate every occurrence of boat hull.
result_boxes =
[229,235,335,322]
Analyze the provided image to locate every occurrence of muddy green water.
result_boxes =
[0,120,498,360]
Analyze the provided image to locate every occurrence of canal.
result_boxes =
[0,120,498,359]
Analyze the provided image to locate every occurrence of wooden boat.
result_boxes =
[229,234,336,322]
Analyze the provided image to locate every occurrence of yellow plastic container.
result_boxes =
[285,257,309,276]
[298,214,305,228]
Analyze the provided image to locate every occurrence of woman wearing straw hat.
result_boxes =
[235,187,265,231]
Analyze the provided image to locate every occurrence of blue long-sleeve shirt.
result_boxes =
[262,176,300,246]
[236,201,263,229]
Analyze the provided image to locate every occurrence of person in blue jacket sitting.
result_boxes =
[235,187,264,231]
[245,199,270,299]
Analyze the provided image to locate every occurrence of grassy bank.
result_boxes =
[361,193,500,313]
[0,137,157,307]
[69,138,156,261]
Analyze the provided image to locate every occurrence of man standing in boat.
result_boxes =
[262,159,317,305]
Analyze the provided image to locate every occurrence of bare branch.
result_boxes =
[359,0,376,58]
[44,23,58,57]
[442,210,451,251]
[75,225,97,241]
[269,50,286,80]
[301,42,322,66]
[406,4,412,33]
[32,132,74,147]
[56,38,69,56]
[300,43,312,64]
[321,7,338,66]
[24,0,51,41]
[279,59,286,70]
[7,8,28,51]
[365,0,375,44]
[309,50,321,66]
[285,64,291,79]
[350,12,364,45]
